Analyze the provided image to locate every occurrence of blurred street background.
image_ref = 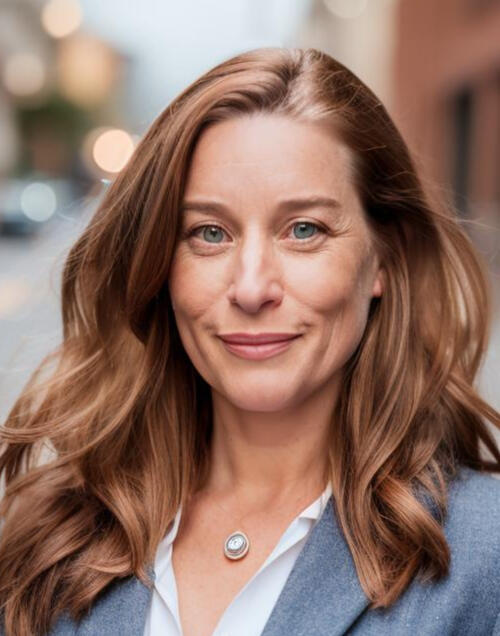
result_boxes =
[0,0,498,447]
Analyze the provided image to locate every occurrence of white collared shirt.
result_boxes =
[143,481,333,636]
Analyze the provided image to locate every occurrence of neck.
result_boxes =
[204,381,338,508]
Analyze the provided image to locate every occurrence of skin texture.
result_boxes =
[167,114,385,634]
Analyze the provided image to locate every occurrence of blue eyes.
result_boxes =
[188,221,325,245]
[199,226,225,243]
[291,222,319,240]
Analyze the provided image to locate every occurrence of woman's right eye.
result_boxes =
[186,224,227,243]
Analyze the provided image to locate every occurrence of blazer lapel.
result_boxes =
[261,496,371,636]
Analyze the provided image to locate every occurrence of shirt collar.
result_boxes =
[298,480,333,521]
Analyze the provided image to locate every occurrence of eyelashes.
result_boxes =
[184,221,328,246]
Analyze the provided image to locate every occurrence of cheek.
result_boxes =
[295,253,375,372]
[288,252,364,316]
[290,248,376,367]
[168,249,226,322]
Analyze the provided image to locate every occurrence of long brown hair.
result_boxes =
[1,47,499,635]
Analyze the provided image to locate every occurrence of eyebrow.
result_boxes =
[180,195,342,217]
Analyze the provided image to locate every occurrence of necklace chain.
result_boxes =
[208,481,328,561]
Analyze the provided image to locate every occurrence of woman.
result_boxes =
[0,47,499,636]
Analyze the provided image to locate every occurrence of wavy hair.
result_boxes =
[1,47,499,635]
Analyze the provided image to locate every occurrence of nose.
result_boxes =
[227,228,283,314]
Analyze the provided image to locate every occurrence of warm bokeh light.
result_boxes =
[92,128,135,173]
[322,0,369,19]
[0,279,31,320]
[2,53,46,97]
[57,34,117,106]
[41,0,82,39]
[20,182,57,222]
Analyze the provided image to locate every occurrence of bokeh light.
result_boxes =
[41,0,82,39]
[57,34,117,106]
[20,182,57,222]
[2,53,46,97]
[92,128,135,173]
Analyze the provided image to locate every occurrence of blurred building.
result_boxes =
[393,0,500,268]
[0,0,51,177]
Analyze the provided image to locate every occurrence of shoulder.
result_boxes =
[390,467,500,634]
[445,466,500,533]
[328,467,500,635]
[443,466,500,573]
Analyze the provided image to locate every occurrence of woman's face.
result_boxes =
[168,114,383,412]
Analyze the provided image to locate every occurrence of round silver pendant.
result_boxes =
[224,530,250,560]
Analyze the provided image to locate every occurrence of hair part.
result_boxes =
[0,47,499,635]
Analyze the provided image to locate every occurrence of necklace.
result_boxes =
[211,494,261,561]
[210,484,328,562]
[224,530,251,560]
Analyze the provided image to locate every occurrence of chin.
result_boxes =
[219,383,300,413]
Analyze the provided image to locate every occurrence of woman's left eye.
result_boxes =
[290,222,324,240]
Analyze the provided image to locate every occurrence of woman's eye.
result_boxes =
[291,222,323,240]
[189,225,224,243]
[198,225,225,243]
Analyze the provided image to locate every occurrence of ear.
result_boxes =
[371,266,384,298]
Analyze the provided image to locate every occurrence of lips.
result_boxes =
[217,333,301,361]
[218,333,300,345]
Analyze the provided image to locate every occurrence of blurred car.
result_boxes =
[0,174,75,236]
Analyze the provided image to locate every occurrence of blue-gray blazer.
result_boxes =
[3,467,500,635]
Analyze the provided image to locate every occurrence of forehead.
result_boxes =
[184,114,355,201]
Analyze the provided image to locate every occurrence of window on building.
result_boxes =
[452,86,474,217]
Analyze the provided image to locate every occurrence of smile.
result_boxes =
[218,335,301,360]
